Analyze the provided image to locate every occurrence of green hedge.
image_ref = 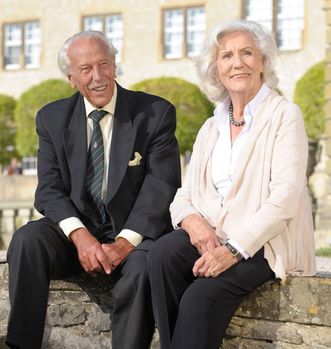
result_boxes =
[131,77,214,154]
[0,94,17,166]
[15,79,74,157]
[294,62,325,140]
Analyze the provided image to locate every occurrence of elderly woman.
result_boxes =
[148,20,316,349]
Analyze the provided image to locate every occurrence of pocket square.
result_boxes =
[128,152,142,167]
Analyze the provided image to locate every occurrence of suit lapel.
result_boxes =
[63,94,89,209]
[106,85,137,202]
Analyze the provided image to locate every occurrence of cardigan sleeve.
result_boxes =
[170,128,203,227]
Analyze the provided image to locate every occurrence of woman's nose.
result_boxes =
[232,54,243,67]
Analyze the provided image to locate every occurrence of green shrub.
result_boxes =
[15,79,74,156]
[294,61,325,140]
[0,94,18,167]
[315,247,331,257]
[131,77,214,154]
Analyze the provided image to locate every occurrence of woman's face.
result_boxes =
[216,31,264,101]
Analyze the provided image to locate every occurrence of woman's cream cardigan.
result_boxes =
[170,90,316,280]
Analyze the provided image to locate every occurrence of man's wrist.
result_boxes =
[224,241,244,261]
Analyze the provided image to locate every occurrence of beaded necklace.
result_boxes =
[229,103,245,127]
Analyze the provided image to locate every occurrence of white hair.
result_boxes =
[58,30,118,76]
[197,20,279,102]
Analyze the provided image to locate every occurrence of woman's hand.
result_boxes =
[192,245,238,278]
[181,214,220,254]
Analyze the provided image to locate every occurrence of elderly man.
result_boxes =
[6,31,181,349]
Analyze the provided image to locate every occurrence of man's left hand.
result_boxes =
[101,238,134,272]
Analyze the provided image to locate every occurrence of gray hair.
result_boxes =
[58,30,118,75]
[197,20,279,102]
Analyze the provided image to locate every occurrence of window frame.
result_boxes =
[162,5,206,60]
[243,0,305,51]
[3,20,41,70]
[82,13,124,62]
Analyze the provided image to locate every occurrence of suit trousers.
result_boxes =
[6,217,154,349]
[148,229,275,349]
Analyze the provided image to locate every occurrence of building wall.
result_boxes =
[0,0,326,101]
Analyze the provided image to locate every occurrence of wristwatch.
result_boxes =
[224,242,244,261]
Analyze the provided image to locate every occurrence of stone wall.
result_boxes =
[0,251,330,349]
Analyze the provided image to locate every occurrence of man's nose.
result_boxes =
[92,66,102,81]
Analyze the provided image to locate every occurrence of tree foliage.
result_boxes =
[0,94,17,166]
[131,77,214,153]
[294,61,325,140]
[14,79,74,156]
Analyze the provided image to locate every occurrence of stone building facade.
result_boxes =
[0,0,326,100]
[311,0,331,244]
[0,0,330,243]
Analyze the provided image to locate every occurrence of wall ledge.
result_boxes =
[0,252,330,348]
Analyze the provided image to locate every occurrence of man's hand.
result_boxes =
[69,227,112,275]
[181,214,220,254]
[101,238,134,271]
[192,245,237,278]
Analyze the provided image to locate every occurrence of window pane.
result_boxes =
[24,21,41,68]
[277,0,304,50]
[105,15,123,62]
[83,16,103,31]
[164,9,184,59]
[244,0,273,32]
[4,24,22,69]
[187,7,206,57]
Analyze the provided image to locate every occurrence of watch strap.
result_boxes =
[224,241,244,261]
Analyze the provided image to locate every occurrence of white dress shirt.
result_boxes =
[59,84,143,246]
[211,83,270,257]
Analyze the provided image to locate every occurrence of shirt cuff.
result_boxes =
[116,229,143,247]
[58,217,86,238]
[227,239,250,259]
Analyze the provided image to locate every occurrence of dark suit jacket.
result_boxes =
[34,83,181,240]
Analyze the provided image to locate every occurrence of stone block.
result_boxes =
[42,326,112,349]
[236,277,331,326]
[46,303,85,327]
[85,303,111,332]
[0,300,10,335]
[297,323,331,347]
[223,337,275,349]
[241,319,302,344]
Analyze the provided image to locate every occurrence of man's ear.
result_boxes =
[67,75,76,89]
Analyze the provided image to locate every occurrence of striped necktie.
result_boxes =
[85,109,108,224]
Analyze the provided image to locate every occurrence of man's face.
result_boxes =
[67,36,116,108]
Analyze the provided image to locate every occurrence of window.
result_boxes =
[164,9,184,59]
[163,6,206,59]
[22,156,37,175]
[244,0,304,50]
[4,21,41,70]
[187,7,206,57]
[83,14,123,61]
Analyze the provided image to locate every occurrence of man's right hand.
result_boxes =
[69,228,112,275]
